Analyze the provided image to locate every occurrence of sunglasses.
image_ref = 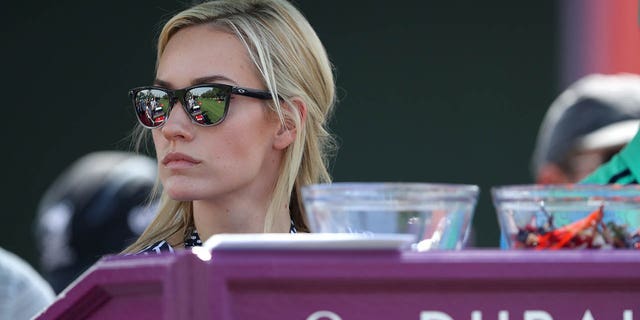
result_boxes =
[129,83,274,128]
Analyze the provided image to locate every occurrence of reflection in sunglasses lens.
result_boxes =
[188,87,228,125]
[135,89,169,128]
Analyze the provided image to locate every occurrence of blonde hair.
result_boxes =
[124,0,336,253]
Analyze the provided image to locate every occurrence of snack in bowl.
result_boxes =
[492,184,640,250]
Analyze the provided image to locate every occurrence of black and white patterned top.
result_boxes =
[138,220,298,254]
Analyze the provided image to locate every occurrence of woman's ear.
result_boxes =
[274,97,307,150]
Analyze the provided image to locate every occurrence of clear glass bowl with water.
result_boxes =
[301,182,479,251]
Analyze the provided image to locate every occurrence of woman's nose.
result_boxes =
[160,102,194,141]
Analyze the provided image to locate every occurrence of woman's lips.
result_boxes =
[162,152,201,169]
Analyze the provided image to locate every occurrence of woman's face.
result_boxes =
[152,24,283,202]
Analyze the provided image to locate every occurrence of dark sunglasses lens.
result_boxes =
[133,89,171,128]
[185,86,229,125]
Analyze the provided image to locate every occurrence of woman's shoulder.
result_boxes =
[136,240,175,255]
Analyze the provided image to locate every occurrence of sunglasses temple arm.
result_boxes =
[232,87,274,100]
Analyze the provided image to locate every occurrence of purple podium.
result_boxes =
[39,249,639,320]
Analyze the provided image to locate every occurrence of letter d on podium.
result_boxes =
[420,311,454,320]
[524,310,553,320]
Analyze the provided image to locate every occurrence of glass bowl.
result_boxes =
[492,184,640,250]
[301,182,479,251]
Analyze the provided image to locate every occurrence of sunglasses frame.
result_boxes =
[129,83,274,128]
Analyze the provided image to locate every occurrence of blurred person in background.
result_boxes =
[581,124,640,185]
[531,73,640,184]
[122,0,337,254]
[35,151,157,293]
[500,74,640,249]
[0,246,55,319]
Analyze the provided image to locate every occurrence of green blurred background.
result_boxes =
[3,1,557,266]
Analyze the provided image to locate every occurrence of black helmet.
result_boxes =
[35,151,158,293]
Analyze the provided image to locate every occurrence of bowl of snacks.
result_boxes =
[301,182,479,251]
[492,184,640,249]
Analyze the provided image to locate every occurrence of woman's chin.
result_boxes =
[164,184,200,201]
[167,193,194,201]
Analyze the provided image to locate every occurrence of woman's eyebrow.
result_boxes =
[153,79,173,88]
[152,75,237,88]
[191,75,236,86]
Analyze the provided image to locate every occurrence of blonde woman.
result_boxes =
[124,0,336,254]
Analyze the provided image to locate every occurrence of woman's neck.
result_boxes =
[191,197,291,244]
